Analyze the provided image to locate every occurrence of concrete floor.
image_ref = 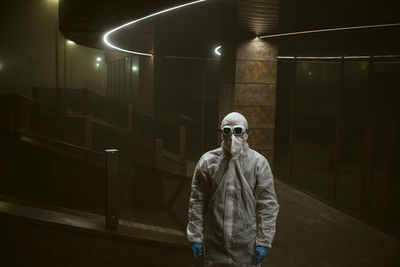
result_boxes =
[263,179,400,267]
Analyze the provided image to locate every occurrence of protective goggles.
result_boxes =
[221,125,247,136]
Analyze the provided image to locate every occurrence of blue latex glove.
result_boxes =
[191,242,203,260]
[255,246,268,264]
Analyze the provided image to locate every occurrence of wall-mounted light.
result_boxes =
[103,0,206,56]
[214,45,221,56]
[132,66,138,71]
[96,57,102,62]
[67,40,75,45]
[96,63,100,67]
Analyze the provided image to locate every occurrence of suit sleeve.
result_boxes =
[254,157,279,248]
[186,156,210,243]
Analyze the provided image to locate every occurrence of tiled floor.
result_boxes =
[2,176,400,266]
[264,179,400,267]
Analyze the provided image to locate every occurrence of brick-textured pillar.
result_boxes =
[219,39,277,166]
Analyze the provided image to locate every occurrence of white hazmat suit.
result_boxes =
[187,112,279,266]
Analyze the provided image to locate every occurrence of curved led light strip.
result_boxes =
[277,55,400,60]
[103,0,206,56]
[259,23,400,39]
[214,45,221,56]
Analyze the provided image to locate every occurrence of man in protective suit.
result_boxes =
[187,112,279,266]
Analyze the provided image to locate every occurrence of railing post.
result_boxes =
[155,138,163,168]
[84,115,93,149]
[82,88,89,115]
[105,149,119,228]
[128,104,133,133]
[179,126,187,160]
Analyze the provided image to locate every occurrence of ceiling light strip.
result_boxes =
[278,55,400,59]
[373,55,400,58]
[259,23,400,39]
[344,56,370,59]
[103,0,206,56]
[296,56,342,59]
[277,56,295,59]
[214,46,221,56]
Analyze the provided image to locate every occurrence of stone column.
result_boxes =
[219,39,277,166]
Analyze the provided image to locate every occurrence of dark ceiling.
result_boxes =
[59,0,400,57]
[59,0,281,57]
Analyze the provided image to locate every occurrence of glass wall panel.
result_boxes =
[204,60,220,153]
[275,52,400,238]
[155,57,203,157]
[387,102,400,237]
[112,61,118,101]
[131,57,139,108]
[118,59,123,103]
[293,166,335,200]
[292,61,340,201]
[109,62,114,99]
[368,61,400,227]
[125,57,131,105]
[274,60,294,182]
[335,61,369,215]
[106,56,139,107]
[107,61,111,98]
